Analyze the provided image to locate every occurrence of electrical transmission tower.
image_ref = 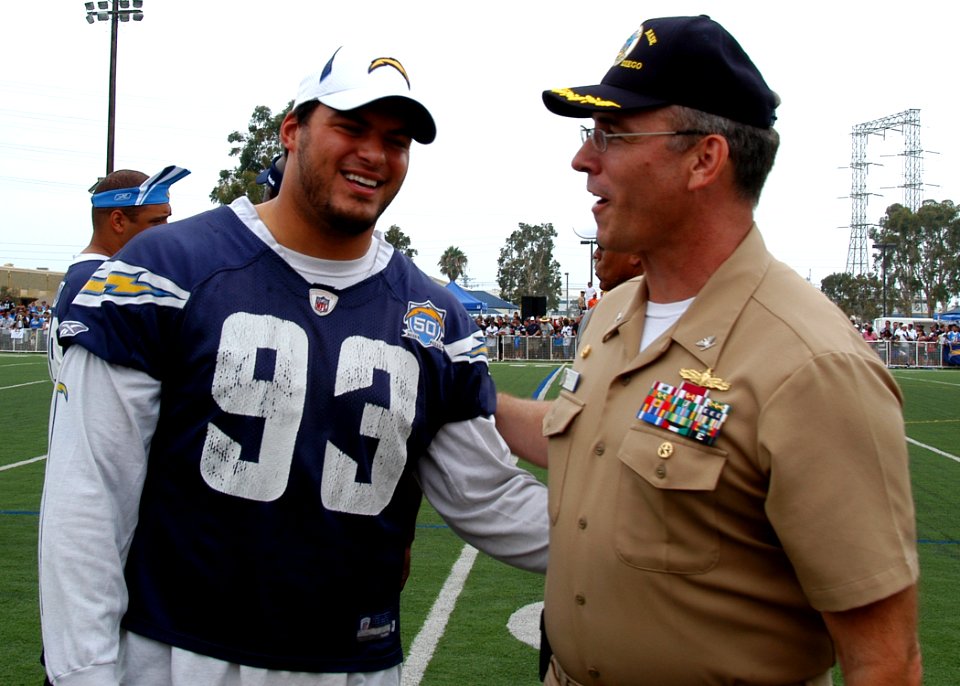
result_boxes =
[846,109,923,276]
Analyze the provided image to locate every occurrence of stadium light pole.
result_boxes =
[83,0,145,175]
[579,239,596,287]
[873,242,896,318]
[572,227,598,290]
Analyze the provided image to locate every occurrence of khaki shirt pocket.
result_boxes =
[543,392,584,524]
[615,423,727,574]
[542,391,584,437]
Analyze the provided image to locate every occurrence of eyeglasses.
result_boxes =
[580,126,708,153]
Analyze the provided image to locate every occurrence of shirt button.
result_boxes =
[593,442,605,456]
[575,594,586,605]
[655,463,667,479]
[578,517,587,530]
[657,441,674,458]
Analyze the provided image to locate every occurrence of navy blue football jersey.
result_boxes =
[60,205,493,672]
[48,254,108,381]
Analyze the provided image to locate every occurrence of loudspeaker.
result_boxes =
[521,296,547,322]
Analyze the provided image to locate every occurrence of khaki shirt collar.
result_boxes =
[598,225,771,374]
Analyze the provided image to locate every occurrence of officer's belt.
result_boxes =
[548,655,832,686]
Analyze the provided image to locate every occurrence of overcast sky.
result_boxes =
[1,0,957,299]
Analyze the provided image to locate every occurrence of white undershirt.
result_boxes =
[235,196,394,289]
[640,297,695,352]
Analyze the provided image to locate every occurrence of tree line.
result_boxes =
[820,200,960,320]
[210,104,564,310]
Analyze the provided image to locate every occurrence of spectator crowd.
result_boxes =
[475,312,579,340]
[857,318,960,366]
[473,307,589,362]
[0,299,52,333]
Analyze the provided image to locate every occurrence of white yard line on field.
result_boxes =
[0,454,46,471]
[895,373,960,388]
[402,365,562,683]
[0,379,48,391]
[907,437,960,464]
[536,365,565,400]
[401,545,479,686]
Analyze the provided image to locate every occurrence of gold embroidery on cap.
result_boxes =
[551,88,621,109]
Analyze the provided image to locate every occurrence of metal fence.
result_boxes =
[486,335,577,362]
[865,340,959,368]
[484,336,960,367]
[5,330,957,370]
[0,329,49,353]
[1,331,581,361]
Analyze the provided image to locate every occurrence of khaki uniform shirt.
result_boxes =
[543,226,918,685]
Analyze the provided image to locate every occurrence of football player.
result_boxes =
[46,165,190,382]
[40,45,548,685]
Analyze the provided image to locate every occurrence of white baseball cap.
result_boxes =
[294,45,436,144]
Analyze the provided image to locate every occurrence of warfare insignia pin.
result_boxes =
[679,367,730,391]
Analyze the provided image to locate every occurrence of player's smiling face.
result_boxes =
[294,103,411,237]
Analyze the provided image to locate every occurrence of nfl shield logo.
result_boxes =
[309,288,338,317]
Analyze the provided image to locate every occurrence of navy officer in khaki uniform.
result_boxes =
[497,15,921,686]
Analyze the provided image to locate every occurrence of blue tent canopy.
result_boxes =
[934,309,960,322]
[445,280,487,313]
[467,289,518,313]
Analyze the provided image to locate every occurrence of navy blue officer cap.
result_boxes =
[543,15,778,129]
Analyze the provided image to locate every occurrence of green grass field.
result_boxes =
[1,355,957,685]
